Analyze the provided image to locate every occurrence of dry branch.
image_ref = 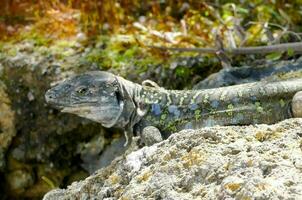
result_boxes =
[148,42,302,55]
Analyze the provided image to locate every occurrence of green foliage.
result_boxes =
[24,33,52,46]
[266,52,283,61]
[1,0,302,43]
[175,66,190,77]
[85,35,164,70]
[1,0,302,87]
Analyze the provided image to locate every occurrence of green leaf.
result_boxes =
[266,52,283,61]
[237,7,249,14]
[287,48,294,57]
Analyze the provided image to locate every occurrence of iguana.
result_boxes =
[45,71,302,146]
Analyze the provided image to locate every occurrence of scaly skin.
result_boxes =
[45,71,302,145]
[136,80,302,136]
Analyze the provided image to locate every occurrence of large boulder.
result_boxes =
[44,118,302,199]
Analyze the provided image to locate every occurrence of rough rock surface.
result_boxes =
[194,57,302,89]
[0,81,15,170]
[0,41,125,199]
[44,118,302,200]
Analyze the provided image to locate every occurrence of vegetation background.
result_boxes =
[1,0,302,88]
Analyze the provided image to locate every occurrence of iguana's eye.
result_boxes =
[76,87,88,95]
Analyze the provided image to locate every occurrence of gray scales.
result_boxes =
[45,71,302,146]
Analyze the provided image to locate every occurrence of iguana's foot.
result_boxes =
[141,126,163,146]
[292,91,302,117]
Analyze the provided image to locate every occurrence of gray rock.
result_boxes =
[79,133,127,173]
[194,58,302,89]
[141,126,163,146]
[43,118,302,200]
[0,81,16,170]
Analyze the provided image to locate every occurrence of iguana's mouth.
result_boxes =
[46,100,97,110]
[61,106,93,114]
[61,103,118,113]
[45,89,99,109]
[58,102,98,111]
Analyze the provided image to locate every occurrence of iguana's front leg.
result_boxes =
[292,91,302,118]
[141,126,163,146]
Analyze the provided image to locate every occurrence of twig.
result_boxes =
[148,42,302,55]
[133,22,182,44]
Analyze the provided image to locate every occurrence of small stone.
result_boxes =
[76,32,87,42]
[292,91,302,118]
[6,169,34,192]
[27,91,35,101]
[141,126,163,146]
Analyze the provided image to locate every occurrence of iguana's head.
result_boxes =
[45,71,127,127]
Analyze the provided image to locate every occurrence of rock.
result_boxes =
[194,58,302,89]
[43,118,302,199]
[78,132,127,173]
[141,126,163,146]
[0,81,15,170]
[6,169,34,196]
[0,42,119,199]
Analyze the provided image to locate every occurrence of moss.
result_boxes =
[255,102,264,113]
[225,183,242,191]
[279,99,285,108]
[278,71,302,79]
[18,32,52,47]
[0,42,4,52]
[181,148,206,168]
[55,40,78,49]
[137,170,153,182]
[108,173,122,184]
[175,66,191,77]
[6,48,18,57]
[84,35,164,73]
[255,131,268,142]
[195,110,201,120]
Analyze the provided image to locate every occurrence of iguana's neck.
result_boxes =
[113,76,143,130]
